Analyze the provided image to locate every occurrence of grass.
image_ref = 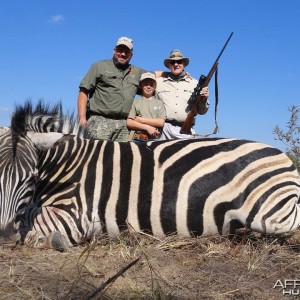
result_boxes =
[0,230,300,299]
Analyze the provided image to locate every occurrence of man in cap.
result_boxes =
[78,37,156,142]
[155,50,209,140]
[127,72,166,142]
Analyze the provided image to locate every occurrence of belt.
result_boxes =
[133,131,151,141]
[165,119,195,127]
[88,110,127,120]
[165,119,184,127]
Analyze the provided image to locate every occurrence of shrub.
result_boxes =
[273,105,300,171]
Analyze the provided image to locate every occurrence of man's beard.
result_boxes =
[113,57,130,70]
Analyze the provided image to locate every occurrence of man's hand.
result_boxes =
[78,116,87,127]
[200,86,209,98]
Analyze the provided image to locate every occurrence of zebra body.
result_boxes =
[0,101,300,249]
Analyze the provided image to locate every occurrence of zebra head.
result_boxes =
[0,127,39,245]
[0,100,81,245]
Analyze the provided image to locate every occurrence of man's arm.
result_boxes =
[77,88,89,127]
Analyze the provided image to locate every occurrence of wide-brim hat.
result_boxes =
[164,49,189,68]
[139,72,156,87]
[116,36,133,50]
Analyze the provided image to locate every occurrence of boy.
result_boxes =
[127,72,166,142]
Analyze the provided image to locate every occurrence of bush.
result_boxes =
[273,105,300,171]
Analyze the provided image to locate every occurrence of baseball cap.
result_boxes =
[116,37,133,50]
[139,72,156,87]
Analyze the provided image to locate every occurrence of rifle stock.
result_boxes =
[180,32,233,134]
[180,105,197,134]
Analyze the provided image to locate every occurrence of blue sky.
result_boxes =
[1,0,299,151]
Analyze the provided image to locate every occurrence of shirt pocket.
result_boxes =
[100,74,118,88]
[183,89,194,95]
[157,89,171,97]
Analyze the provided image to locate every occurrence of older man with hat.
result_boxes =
[155,49,210,140]
[127,72,166,142]
[78,37,153,142]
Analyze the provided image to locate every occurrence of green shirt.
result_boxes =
[128,96,166,120]
[80,59,146,116]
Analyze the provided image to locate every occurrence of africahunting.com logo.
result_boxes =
[273,279,300,296]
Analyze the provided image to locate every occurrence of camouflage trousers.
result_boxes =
[86,115,130,142]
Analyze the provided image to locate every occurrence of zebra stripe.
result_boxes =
[21,136,299,244]
[0,102,300,249]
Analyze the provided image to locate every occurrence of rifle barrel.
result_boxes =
[180,32,234,134]
[215,32,234,64]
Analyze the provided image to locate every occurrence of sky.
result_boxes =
[0,0,299,151]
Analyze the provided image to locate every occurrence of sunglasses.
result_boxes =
[115,45,131,54]
[169,60,183,65]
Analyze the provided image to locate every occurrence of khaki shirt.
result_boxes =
[156,74,209,122]
[128,97,166,120]
[80,59,145,117]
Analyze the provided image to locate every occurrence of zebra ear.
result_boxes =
[27,132,65,150]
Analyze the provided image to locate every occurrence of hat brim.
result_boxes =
[116,43,133,50]
[164,57,189,68]
[139,78,157,88]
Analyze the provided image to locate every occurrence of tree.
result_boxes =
[273,105,300,171]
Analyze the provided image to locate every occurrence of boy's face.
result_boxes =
[141,79,156,98]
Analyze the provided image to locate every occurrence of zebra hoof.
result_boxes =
[44,231,70,252]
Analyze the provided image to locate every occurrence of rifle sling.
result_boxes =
[213,67,219,134]
[194,68,219,138]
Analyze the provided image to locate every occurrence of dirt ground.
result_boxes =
[0,229,300,300]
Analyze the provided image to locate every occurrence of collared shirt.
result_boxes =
[128,96,166,120]
[79,59,146,117]
[155,74,209,122]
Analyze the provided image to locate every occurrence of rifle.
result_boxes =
[180,32,234,134]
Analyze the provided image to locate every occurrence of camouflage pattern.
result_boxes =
[86,115,130,142]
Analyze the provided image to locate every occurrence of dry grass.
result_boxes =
[0,229,300,299]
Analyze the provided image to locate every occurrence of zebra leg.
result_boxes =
[43,231,70,252]
[23,230,70,251]
[20,205,81,251]
[20,203,103,250]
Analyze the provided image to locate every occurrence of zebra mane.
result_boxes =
[10,99,84,155]
[11,100,82,134]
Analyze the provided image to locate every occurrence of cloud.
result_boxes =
[50,15,64,24]
[0,107,10,112]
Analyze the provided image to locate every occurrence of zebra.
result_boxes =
[0,100,300,250]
